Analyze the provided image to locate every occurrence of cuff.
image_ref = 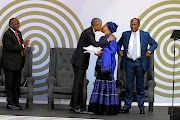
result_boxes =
[22,44,25,48]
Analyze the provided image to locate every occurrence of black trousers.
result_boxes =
[69,64,86,110]
[4,69,21,106]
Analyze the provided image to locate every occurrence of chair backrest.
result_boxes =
[0,46,32,86]
[117,53,154,90]
[49,48,75,87]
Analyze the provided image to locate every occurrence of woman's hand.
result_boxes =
[96,51,103,56]
[107,35,116,41]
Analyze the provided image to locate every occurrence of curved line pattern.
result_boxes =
[139,1,180,97]
[0,0,84,95]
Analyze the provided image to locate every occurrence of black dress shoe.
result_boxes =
[121,108,129,113]
[73,109,81,113]
[81,111,87,114]
[14,104,24,110]
[68,106,74,111]
[6,104,15,109]
[73,109,87,114]
[140,109,145,114]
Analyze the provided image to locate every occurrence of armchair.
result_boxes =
[0,46,35,108]
[46,48,89,110]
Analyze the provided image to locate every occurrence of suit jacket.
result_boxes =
[117,30,158,72]
[71,27,109,70]
[2,28,24,71]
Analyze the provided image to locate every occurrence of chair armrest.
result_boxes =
[84,78,89,86]
[26,77,35,98]
[46,77,56,86]
[83,78,89,92]
[27,77,35,84]
[46,77,56,98]
[147,80,156,88]
[116,79,124,89]
[147,80,156,102]
[116,79,124,98]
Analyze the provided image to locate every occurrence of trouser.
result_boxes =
[69,64,86,110]
[124,59,145,109]
[4,69,21,106]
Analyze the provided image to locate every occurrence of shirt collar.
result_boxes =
[92,28,95,34]
[10,27,17,34]
[131,29,139,35]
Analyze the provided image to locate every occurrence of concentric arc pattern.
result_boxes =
[0,0,84,95]
[139,1,180,98]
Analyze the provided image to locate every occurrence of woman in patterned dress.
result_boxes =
[88,22,119,115]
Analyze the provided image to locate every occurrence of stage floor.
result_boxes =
[0,103,170,120]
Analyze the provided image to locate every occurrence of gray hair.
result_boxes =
[91,18,101,26]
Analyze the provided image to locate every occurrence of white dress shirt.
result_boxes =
[127,29,141,59]
[10,27,16,35]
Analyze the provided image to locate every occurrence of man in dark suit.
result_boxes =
[70,18,115,113]
[2,18,30,110]
[117,18,158,114]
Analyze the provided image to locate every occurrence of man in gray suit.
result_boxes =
[70,18,115,113]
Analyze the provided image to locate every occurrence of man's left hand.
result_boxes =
[107,35,116,42]
[146,51,151,57]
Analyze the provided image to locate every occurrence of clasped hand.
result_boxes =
[96,51,103,56]
[23,39,30,47]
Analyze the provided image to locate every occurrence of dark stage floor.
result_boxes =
[0,103,170,120]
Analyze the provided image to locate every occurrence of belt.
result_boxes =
[127,58,141,61]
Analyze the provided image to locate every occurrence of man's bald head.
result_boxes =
[130,18,140,32]
[9,18,20,31]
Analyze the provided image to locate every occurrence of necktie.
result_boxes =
[15,32,24,56]
[132,33,137,61]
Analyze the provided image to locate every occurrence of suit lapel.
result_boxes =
[9,28,22,45]
[90,27,95,39]
[127,31,131,49]
[140,30,143,55]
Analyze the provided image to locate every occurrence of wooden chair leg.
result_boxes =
[149,102,153,112]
